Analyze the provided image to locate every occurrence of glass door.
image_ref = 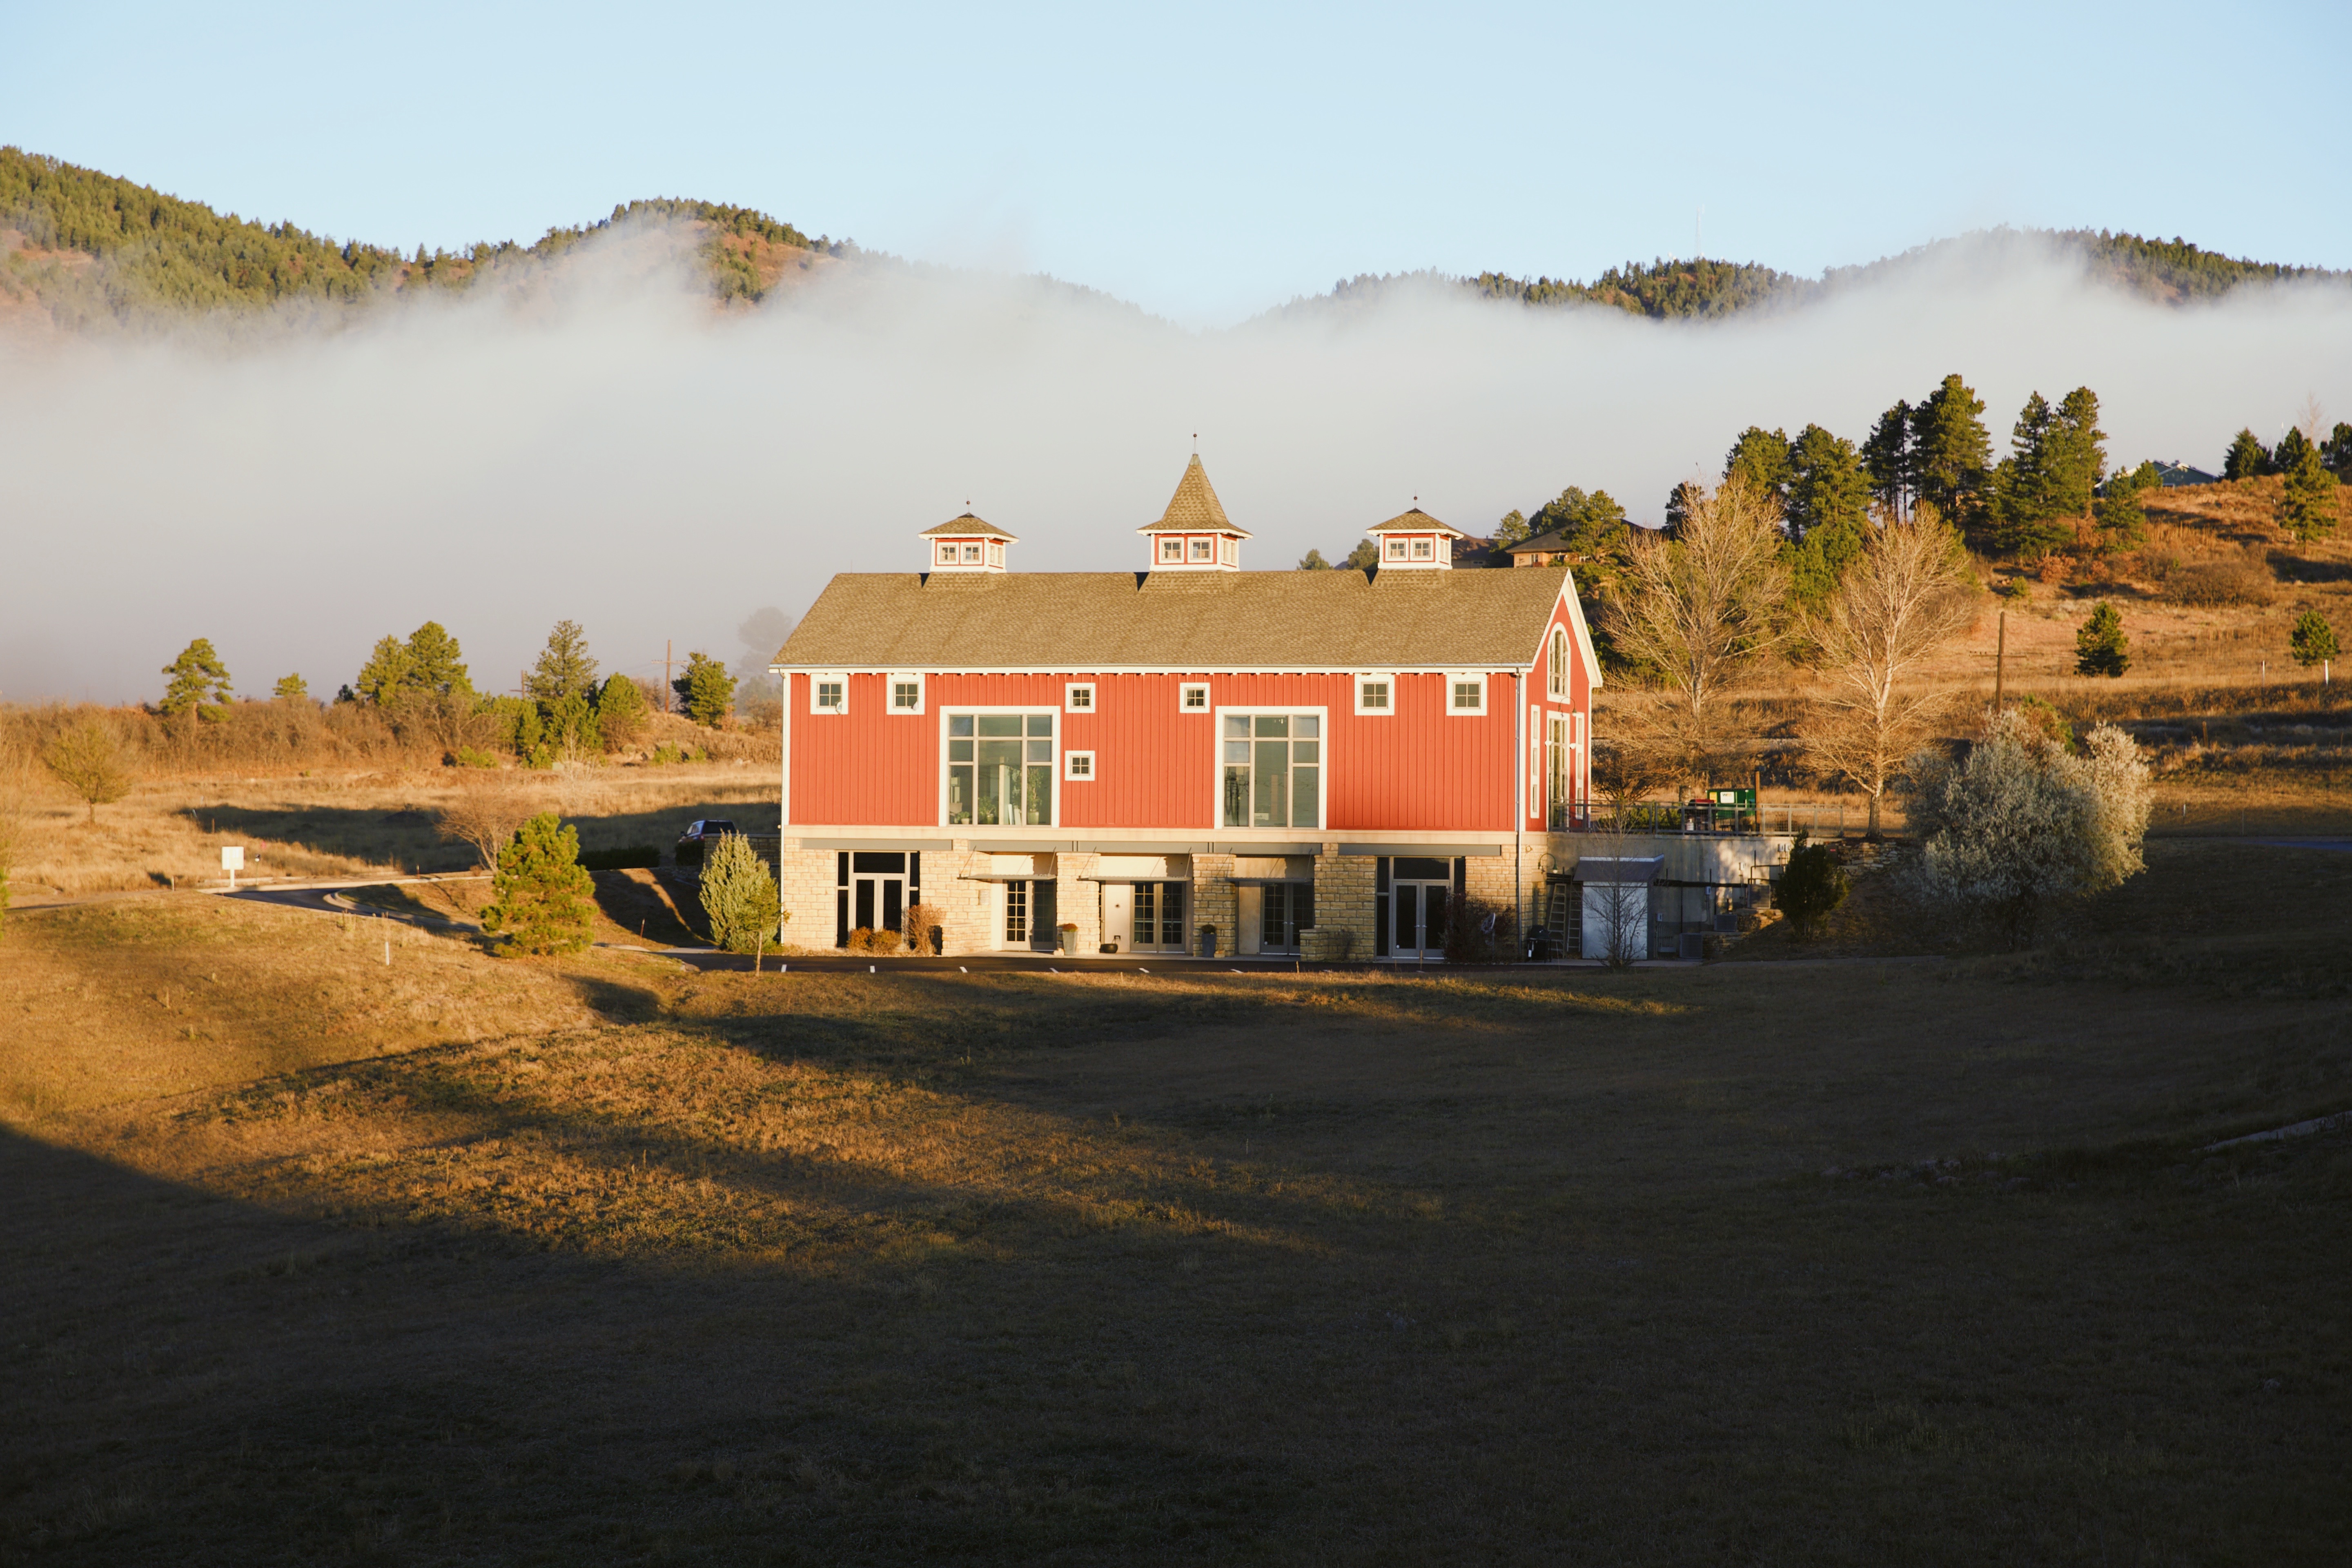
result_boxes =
[1125,882,1188,953]
[849,851,910,947]
[1257,883,1313,954]
[1389,856,1452,959]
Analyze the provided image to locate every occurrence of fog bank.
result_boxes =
[3,232,2347,706]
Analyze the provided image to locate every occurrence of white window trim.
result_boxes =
[1383,537,1407,561]
[937,705,1058,829]
[1211,706,1331,833]
[1190,537,1215,561]
[1354,672,1396,716]
[1411,538,1434,560]
[1064,682,1095,713]
[1446,672,1486,714]
[1178,682,1210,713]
[1158,536,1184,562]
[935,541,958,566]
[1548,626,1570,699]
[1064,750,1095,781]
[811,673,849,715]
[962,541,985,564]
[986,540,1004,566]
[888,672,925,715]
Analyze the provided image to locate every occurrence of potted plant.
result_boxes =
[1058,921,1078,955]
[1196,923,1217,958]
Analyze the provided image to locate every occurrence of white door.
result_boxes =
[1102,884,1133,954]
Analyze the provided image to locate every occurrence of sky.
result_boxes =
[7,0,2351,325]
[3,2,2350,706]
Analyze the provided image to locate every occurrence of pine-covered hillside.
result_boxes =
[0,147,848,329]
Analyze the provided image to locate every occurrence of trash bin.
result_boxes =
[1196,924,1217,958]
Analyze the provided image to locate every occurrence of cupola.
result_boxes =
[1363,505,1466,570]
[1137,454,1251,572]
[921,511,1016,573]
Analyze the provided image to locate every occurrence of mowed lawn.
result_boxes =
[3,844,2349,1565]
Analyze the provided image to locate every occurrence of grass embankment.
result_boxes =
[3,847,2348,1563]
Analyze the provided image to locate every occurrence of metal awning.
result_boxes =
[956,871,1057,884]
[1573,855,1666,885]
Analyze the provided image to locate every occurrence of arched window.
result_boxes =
[1547,626,1569,699]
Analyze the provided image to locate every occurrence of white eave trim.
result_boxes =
[1528,575,1605,693]
[770,662,1532,676]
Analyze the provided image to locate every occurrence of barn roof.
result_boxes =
[775,566,1596,676]
[1365,506,1466,538]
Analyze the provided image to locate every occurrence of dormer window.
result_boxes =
[1139,455,1251,571]
[1412,539,1433,560]
[1160,537,1183,563]
[1191,537,1214,561]
[1386,539,1406,561]
[920,512,1018,573]
[987,541,1004,566]
[962,543,982,563]
[937,542,955,564]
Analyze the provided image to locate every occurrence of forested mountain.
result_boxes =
[4,143,2344,333]
[0,147,847,329]
[1324,230,2347,323]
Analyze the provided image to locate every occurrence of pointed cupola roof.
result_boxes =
[1137,454,1253,537]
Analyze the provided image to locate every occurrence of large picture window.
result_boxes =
[947,713,1054,826]
[1221,713,1320,829]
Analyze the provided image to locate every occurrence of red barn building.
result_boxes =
[770,456,1601,958]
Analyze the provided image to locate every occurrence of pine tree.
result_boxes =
[1296,548,1332,570]
[354,634,416,704]
[1785,425,1869,541]
[700,833,784,955]
[404,621,473,697]
[1862,401,1912,514]
[2045,388,2107,517]
[1489,510,1531,548]
[479,812,595,955]
[273,673,309,701]
[2323,422,2352,473]
[1777,831,1849,938]
[159,638,233,720]
[526,620,599,702]
[595,671,649,749]
[2277,434,2340,542]
[673,651,738,727]
[2095,461,2159,550]
[1723,427,1793,508]
[2075,601,2130,677]
[1910,374,1991,526]
[2288,610,2339,668]
[1991,392,2077,560]
[2222,428,2273,481]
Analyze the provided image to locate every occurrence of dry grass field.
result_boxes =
[4,840,2348,1565]
[4,763,776,900]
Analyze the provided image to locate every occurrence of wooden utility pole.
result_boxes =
[1993,611,2006,711]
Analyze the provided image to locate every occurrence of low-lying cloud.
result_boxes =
[3,229,2347,705]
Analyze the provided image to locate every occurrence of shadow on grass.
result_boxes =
[0,1125,1306,1566]
[194,797,773,881]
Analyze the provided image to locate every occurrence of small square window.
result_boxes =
[1448,674,1484,714]
[1064,751,1094,781]
[937,542,956,564]
[1412,538,1433,560]
[1065,682,1094,713]
[1160,537,1183,562]
[889,673,924,713]
[987,541,1003,566]
[813,675,847,713]
[962,543,982,562]
[1355,673,1394,715]
[1179,682,1209,712]
[1191,537,1214,561]
[1385,538,1405,560]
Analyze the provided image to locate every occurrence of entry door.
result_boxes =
[1391,880,1450,959]
[1102,884,1134,953]
[1130,882,1186,953]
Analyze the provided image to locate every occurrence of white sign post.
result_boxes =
[220,844,245,890]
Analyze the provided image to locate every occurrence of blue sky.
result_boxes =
[10,0,2350,324]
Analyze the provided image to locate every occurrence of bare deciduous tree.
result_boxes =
[1802,506,1978,837]
[41,719,135,822]
[1605,474,1789,788]
[436,773,538,870]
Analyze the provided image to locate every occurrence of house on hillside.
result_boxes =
[767,455,1604,958]
[1502,529,1580,568]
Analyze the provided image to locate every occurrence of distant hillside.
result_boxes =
[7,144,2347,334]
[0,147,849,329]
[1319,230,2349,323]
